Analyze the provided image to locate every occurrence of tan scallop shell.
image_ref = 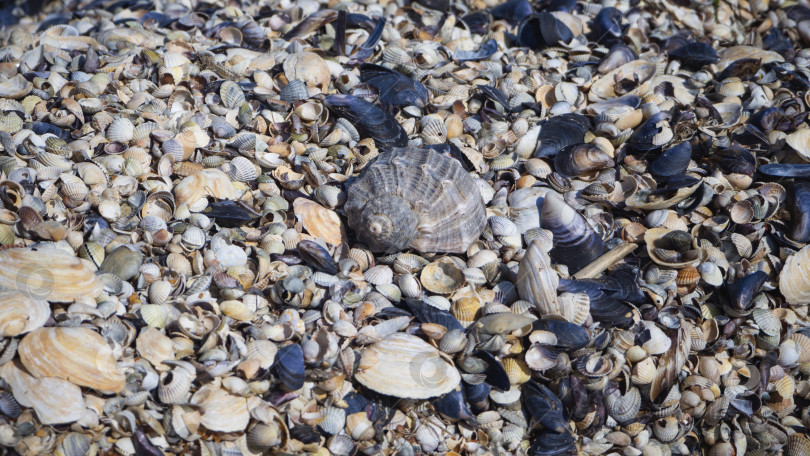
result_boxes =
[355,333,460,399]
[283,52,330,91]
[174,169,238,206]
[0,362,86,425]
[293,198,347,245]
[0,290,50,337]
[780,244,810,305]
[18,327,125,392]
[190,383,250,432]
[0,247,102,302]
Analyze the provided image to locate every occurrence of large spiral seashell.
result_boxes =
[345,146,486,253]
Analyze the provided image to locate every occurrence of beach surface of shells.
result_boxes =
[3,0,810,455]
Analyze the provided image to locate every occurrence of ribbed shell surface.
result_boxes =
[345,147,486,253]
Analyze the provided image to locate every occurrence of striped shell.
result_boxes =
[345,146,486,253]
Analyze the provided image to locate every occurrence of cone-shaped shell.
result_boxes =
[345,146,486,253]
[0,247,102,302]
[0,362,85,425]
[780,244,810,305]
[0,290,50,337]
[175,169,238,206]
[355,333,460,399]
[18,327,125,392]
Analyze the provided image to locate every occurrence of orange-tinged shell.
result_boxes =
[0,290,50,337]
[355,333,460,399]
[18,327,125,392]
[293,198,347,245]
[780,244,810,305]
[190,383,250,433]
[0,247,102,302]
[0,362,85,425]
[174,169,238,206]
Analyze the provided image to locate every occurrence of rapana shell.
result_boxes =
[18,327,125,392]
[355,333,460,399]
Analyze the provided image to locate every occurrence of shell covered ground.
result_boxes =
[2,0,810,455]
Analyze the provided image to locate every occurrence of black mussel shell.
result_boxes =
[649,141,692,178]
[763,28,794,60]
[323,94,409,148]
[203,200,253,227]
[717,147,756,176]
[463,380,491,403]
[289,425,321,444]
[477,84,511,111]
[589,7,623,45]
[598,44,638,74]
[348,17,385,62]
[747,107,785,133]
[133,428,163,456]
[416,0,450,11]
[298,240,339,274]
[434,387,476,426]
[518,12,573,50]
[547,0,577,12]
[767,62,810,92]
[535,113,591,158]
[522,382,568,433]
[531,319,589,350]
[346,13,377,30]
[29,121,70,140]
[139,11,173,28]
[425,143,475,171]
[628,111,671,152]
[726,271,768,313]
[474,350,511,390]
[661,33,690,52]
[529,431,577,455]
[359,63,428,108]
[461,11,490,34]
[540,193,605,272]
[759,163,810,178]
[454,38,498,62]
[491,0,533,23]
[717,58,762,82]
[788,182,810,242]
[405,298,465,332]
[554,143,615,178]
[668,42,719,70]
[274,344,305,391]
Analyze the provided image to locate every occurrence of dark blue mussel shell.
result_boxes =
[649,141,692,179]
[274,344,305,391]
[359,63,428,108]
[668,42,719,70]
[323,94,409,148]
[535,113,591,158]
[517,12,573,50]
[589,7,623,45]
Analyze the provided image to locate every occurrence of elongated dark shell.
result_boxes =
[628,111,671,152]
[649,141,692,178]
[668,42,719,70]
[589,7,623,45]
[554,143,615,178]
[759,163,810,178]
[491,0,533,24]
[788,182,810,242]
[726,271,768,314]
[359,63,428,108]
[274,343,305,391]
[323,94,408,148]
[540,192,605,272]
[531,319,589,350]
[517,12,573,50]
[345,146,486,253]
[535,114,591,158]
